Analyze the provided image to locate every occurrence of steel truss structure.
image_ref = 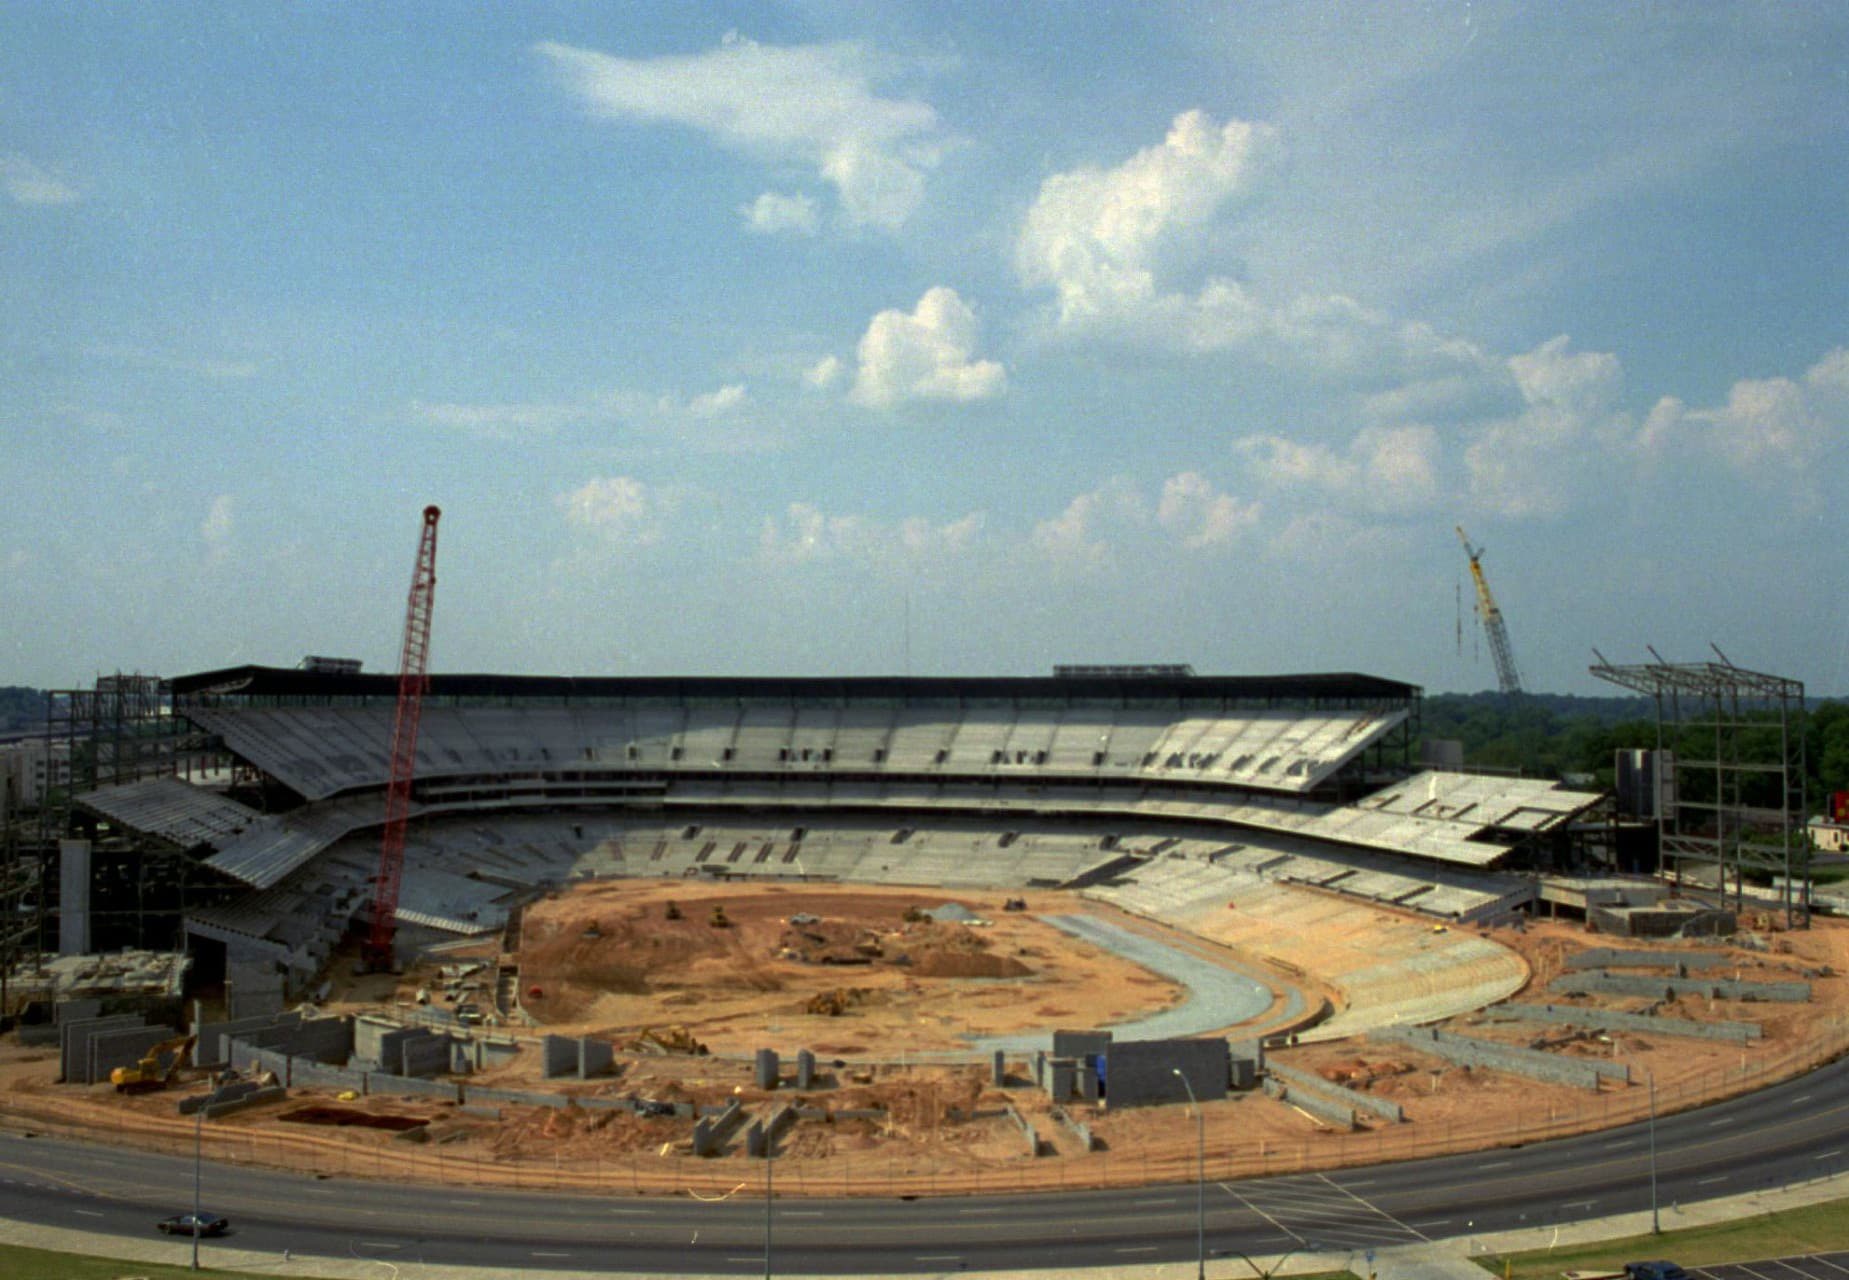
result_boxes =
[1590,650,1808,926]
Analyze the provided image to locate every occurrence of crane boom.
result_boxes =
[1455,524,1523,695]
[365,505,441,969]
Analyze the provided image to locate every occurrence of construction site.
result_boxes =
[0,506,1836,1201]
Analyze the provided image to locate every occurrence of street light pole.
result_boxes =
[764,1129,774,1280]
[1172,1068,1205,1280]
[1646,1069,1660,1235]
[192,1103,203,1270]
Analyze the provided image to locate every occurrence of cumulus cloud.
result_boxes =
[1639,346,1846,475]
[1017,110,1272,324]
[536,34,946,229]
[1238,424,1440,514]
[1030,479,1149,568]
[803,355,844,390]
[1156,472,1260,548]
[557,476,682,549]
[1463,336,1628,517]
[758,502,984,569]
[688,383,747,417]
[1,154,80,206]
[849,287,1005,408]
[739,191,818,236]
[200,495,235,565]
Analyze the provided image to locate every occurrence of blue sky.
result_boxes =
[3,3,1846,695]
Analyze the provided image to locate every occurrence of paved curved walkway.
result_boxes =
[968,913,1283,1052]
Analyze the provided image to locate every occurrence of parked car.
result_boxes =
[157,1211,229,1237]
[1624,1262,1687,1280]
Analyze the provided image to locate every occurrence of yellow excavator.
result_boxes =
[110,1033,197,1094]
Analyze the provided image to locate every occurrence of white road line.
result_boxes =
[1563,1200,1596,1210]
[780,1210,824,1218]
[1791,1095,1814,1104]
[917,1255,964,1262]
[1134,1198,1180,1207]
[531,1251,571,1258]
[1814,1150,1844,1161]
[1809,1256,1849,1276]
[958,1206,1006,1215]
[1410,1220,1452,1229]
[1698,1175,1729,1186]
[1478,1161,1512,1170]
[607,1207,653,1215]
[72,1209,103,1218]
[1116,1246,1160,1254]
[357,1241,401,1250]
[1343,1180,1378,1189]
[1708,1116,1735,1127]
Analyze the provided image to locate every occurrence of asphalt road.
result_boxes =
[2,1053,1845,1275]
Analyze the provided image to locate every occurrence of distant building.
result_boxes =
[1810,817,1849,854]
[0,738,71,815]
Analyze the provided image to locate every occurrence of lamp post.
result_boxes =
[764,1127,774,1280]
[1646,1068,1660,1235]
[1172,1068,1206,1280]
[192,1102,203,1270]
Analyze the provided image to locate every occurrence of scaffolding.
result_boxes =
[1589,649,1808,926]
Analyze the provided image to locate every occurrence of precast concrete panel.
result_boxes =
[1104,1037,1228,1108]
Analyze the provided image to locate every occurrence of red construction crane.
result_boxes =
[364,504,441,971]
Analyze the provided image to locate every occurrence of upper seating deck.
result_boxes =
[181,697,1409,804]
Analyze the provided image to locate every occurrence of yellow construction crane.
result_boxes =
[1455,525,1523,695]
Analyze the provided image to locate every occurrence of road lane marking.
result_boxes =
[917,1255,964,1263]
[1698,1175,1729,1186]
[356,1241,401,1250]
[1791,1095,1813,1104]
[532,1251,571,1258]
[1478,1161,1512,1170]
[1410,1220,1452,1229]
[958,1206,1006,1215]
[780,1210,823,1217]
[1134,1198,1179,1207]
[1814,1150,1843,1160]
[72,1209,103,1218]
[1116,1246,1159,1254]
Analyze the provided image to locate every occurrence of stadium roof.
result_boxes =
[171,665,1420,705]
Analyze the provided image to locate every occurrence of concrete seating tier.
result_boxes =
[183,699,1407,804]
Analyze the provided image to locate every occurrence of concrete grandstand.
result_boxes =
[67,664,1603,1016]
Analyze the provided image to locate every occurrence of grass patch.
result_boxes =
[1478,1196,1849,1279]
[0,1240,276,1280]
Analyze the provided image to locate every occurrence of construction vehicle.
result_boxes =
[110,1033,197,1094]
[363,505,442,972]
[1455,525,1523,695]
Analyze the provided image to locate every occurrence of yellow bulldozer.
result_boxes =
[110,1032,197,1095]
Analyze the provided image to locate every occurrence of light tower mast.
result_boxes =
[1455,525,1523,695]
[365,504,441,970]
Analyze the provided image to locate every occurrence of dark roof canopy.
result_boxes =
[171,664,1420,706]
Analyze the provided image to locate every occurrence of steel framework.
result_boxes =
[1589,649,1808,926]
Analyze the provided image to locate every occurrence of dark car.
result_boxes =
[157,1212,229,1237]
[1625,1263,1687,1280]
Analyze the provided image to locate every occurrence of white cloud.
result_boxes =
[1462,336,1627,518]
[200,495,235,565]
[557,476,680,549]
[849,287,1005,408]
[688,383,747,417]
[1,154,80,206]
[1639,346,1846,475]
[1017,111,1272,323]
[1237,424,1440,514]
[536,34,946,229]
[758,502,983,569]
[1156,472,1259,549]
[803,355,844,390]
[1030,479,1148,568]
[740,191,818,236]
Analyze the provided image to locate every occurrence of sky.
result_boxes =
[3,3,1846,696]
